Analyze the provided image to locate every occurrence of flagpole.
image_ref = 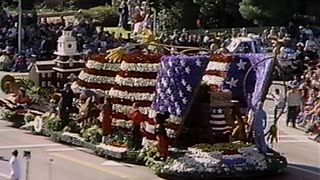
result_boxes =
[18,0,22,53]
[151,7,156,35]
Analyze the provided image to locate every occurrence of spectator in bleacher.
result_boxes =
[304,35,319,60]
[12,53,27,72]
[0,49,12,71]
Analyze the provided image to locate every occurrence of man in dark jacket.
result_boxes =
[58,84,74,126]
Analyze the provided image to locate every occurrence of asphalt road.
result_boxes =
[0,120,161,180]
[0,71,319,180]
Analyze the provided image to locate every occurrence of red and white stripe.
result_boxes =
[202,55,233,87]
[109,59,160,128]
[72,56,121,95]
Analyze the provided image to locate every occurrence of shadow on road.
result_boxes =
[288,163,320,173]
[0,156,8,162]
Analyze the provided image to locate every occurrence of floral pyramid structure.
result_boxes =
[72,54,121,96]
[109,51,162,129]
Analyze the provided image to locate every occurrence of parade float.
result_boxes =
[71,53,121,97]
[0,30,288,179]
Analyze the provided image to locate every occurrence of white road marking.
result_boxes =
[101,161,123,166]
[288,165,320,176]
[279,135,307,137]
[0,129,19,132]
[278,140,313,143]
[0,144,61,150]
[0,172,10,179]
[46,147,87,152]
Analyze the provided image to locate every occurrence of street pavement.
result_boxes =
[0,120,161,180]
[0,71,319,180]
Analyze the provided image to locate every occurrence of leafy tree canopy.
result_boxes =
[239,0,302,26]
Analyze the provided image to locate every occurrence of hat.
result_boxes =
[289,81,299,88]
[297,42,304,47]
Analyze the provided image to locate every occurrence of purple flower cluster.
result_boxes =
[151,55,209,117]
[238,54,273,107]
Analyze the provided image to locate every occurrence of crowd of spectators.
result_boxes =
[286,69,320,142]
[0,3,134,72]
[156,24,319,67]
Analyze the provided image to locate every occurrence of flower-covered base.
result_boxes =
[146,143,287,179]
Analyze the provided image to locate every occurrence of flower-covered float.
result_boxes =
[71,53,122,96]
[0,37,287,179]
[109,51,161,130]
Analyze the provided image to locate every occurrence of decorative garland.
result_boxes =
[78,71,115,84]
[109,88,155,101]
[115,75,157,87]
[202,75,225,86]
[112,119,134,129]
[112,103,150,115]
[86,60,120,71]
[120,62,160,72]
[206,61,230,72]
[71,82,108,96]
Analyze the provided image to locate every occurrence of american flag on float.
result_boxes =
[202,55,256,108]
[203,54,256,133]
[151,55,209,119]
[210,107,231,132]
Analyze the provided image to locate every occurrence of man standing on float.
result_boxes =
[252,102,268,153]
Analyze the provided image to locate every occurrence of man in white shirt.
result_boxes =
[304,36,319,60]
[271,89,285,119]
[9,150,21,180]
[305,36,318,52]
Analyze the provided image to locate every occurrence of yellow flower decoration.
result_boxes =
[106,46,126,63]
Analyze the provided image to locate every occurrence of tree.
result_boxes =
[21,0,36,10]
[153,0,199,30]
[238,0,268,26]
[72,0,108,9]
[157,4,183,31]
[239,0,302,26]
[193,0,244,28]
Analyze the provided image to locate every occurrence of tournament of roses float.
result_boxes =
[0,45,287,179]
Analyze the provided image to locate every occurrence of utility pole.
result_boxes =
[48,158,54,180]
[18,0,22,53]
[25,158,30,180]
[152,7,156,35]
[23,151,31,180]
